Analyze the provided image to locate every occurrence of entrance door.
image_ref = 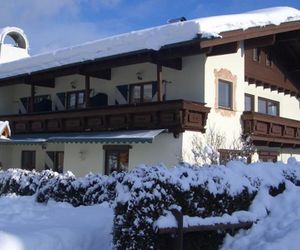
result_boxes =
[21,151,36,170]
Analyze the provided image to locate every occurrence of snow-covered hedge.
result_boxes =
[0,159,300,249]
[113,160,300,250]
[0,169,119,206]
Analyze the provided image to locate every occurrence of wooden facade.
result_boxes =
[242,111,300,147]
[245,47,299,96]
[0,100,210,135]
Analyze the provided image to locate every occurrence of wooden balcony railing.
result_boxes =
[242,111,300,147]
[0,100,210,135]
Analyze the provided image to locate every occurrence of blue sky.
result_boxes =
[0,0,300,55]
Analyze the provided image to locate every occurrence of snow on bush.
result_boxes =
[0,169,40,196]
[113,161,300,250]
[0,169,119,207]
[0,159,300,249]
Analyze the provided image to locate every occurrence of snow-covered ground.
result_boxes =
[222,182,300,250]
[0,195,113,250]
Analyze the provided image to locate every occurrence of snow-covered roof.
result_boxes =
[0,121,11,139]
[0,6,299,80]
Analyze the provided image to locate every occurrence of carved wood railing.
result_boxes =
[242,111,300,146]
[0,100,210,135]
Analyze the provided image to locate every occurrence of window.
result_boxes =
[130,83,153,104]
[103,145,131,175]
[253,48,261,62]
[244,94,254,111]
[258,97,279,116]
[21,151,36,171]
[218,80,232,109]
[67,91,85,109]
[33,95,52,112]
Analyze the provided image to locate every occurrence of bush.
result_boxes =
[113,162,300,249]
[0,160,299,249]
[0,169,119,207]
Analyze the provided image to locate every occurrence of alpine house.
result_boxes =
[0,7,300,176]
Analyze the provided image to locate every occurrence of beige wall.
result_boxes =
[204,45,245,148]
[244,84,300,120]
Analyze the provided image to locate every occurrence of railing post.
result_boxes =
[171,209,183,250]
[157,63,162,102]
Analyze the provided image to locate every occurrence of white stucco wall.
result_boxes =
[244,84,300,120]
[0,144,12,169]
[0,133,182,176]
[0,86,14,115]
[129,133,182,168]
[204,45,245,148]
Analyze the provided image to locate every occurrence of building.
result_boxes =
[0,7,300,176]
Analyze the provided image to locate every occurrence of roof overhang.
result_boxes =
[0,129,166,145]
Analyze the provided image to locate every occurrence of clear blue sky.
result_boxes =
[0,0,300,55]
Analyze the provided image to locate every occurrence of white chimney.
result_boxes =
[0,27,30,64]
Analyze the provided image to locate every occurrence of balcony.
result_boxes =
[0,100,210,135]
[242,111,300,147]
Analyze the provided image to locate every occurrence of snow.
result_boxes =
[222,183,300,250]
[1,160,300,249]
[0,195,113,250]
[154,210,257,230]
[0,7,299,79]
[0,121,10,139]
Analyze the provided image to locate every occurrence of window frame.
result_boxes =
[103,145,132,175]
[258,97,280,116]
[21,150,36,171]
[218,79,233,110]
[244,94,255,112]
[252,48,261,62]
[129,82,154,104]
[66,90,85,109]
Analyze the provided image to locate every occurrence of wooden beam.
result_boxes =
[26,77,55,88]
[158,42,205,60]
[30,84,35,113]
[81,68,111,80]
[278,87,284,93]
[206,42,239,56]
[85,75,90,107]
[157,64,162,102]
[276,30,300,42]
[160,58,182,70]
[200,20,300,48]
[244,35,276,49]
[0,77,24,87]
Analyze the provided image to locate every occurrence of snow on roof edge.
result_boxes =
[0,6,299,80]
